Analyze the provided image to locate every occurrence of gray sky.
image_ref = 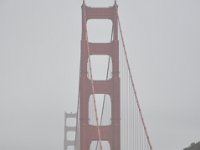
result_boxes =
[0,0,200,150]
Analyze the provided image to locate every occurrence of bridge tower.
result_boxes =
[79,1,120,150]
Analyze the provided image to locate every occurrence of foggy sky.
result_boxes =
[0,0,200,150]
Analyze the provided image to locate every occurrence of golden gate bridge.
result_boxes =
[64,1,153,150]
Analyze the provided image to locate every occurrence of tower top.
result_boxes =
[82,0,118,7]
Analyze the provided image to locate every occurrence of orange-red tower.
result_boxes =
[80,1,120,150]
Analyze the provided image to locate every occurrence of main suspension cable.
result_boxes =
[82,2,103,150]
[94,25,114,150]
[74,45,81,150]
[118,14,153,150]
